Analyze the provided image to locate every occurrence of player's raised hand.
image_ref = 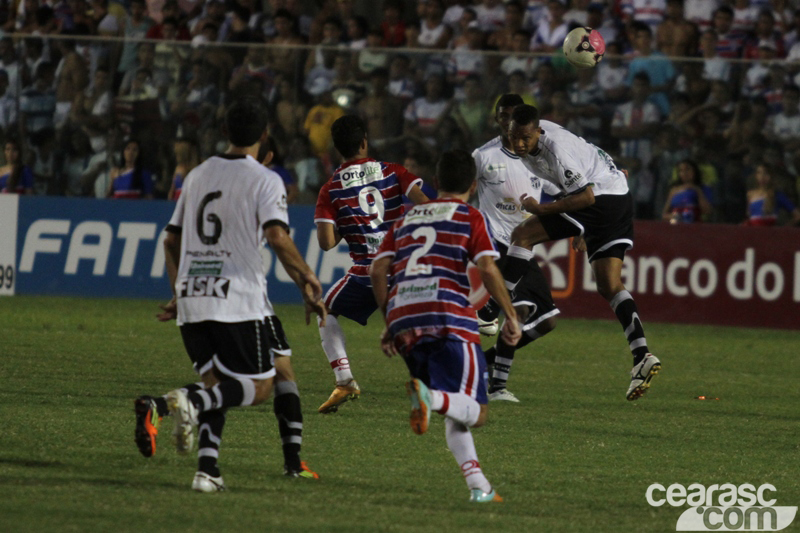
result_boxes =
[500,318,522,347]
[302,278,327,326]
[157,297,177,322]
[519,193,541,214]
[380,327,398,357]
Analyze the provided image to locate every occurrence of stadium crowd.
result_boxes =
[0,0,799,226]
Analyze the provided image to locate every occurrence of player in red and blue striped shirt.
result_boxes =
[370,150,521,503]
[314,115,429,413]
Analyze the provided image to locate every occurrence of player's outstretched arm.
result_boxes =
[316,222,342,251]
[476,255,521,347]
[265,223,327,326]
[406,184,430,205]
[369,256,398,357]
[157,231,182,322]
[520,186,595,216]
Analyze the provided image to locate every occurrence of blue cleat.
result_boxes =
[406,379,432,435]
[469,488,503,503]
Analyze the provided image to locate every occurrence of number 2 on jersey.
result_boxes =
[405,226,436,276]
[358,186,385,229]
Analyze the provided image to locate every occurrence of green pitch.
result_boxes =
[1,296,798,532]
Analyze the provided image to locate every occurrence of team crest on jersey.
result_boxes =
[177,276,230,298]
[402,202,458,226]
[530,176,542,189]
[339,162,383,189]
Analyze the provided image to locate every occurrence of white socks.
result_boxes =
[445,418,491,492]
[318,315,353,384]
[432,391,480,427]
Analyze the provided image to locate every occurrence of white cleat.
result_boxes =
[166,389,198,454]
[488,388,520,403]
[192,471,226,492]
[626,353,661,401]
[478,317,499,336]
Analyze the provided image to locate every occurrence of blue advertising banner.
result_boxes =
[11,196,353,302]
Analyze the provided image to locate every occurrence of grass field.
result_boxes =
[1,295,799,532]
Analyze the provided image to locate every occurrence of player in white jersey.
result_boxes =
[504,105,661,401]
[134,99,326,492]
[473,94,562,403]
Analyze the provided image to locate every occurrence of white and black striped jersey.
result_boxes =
[521,120,629,197]
[167,154,289,325]
[473,136,560,246]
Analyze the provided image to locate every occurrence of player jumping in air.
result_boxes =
[314,115,429,413]
[473,93,564,402]
[134,98,326,491]
[370,150,521,503]
[504,104,661,400]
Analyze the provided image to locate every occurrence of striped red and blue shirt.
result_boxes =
[315,158,422,283]
[375,198,499,351]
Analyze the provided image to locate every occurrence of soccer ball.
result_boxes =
[563,27,605,68]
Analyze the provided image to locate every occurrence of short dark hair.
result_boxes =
[633,72,651,85]
[632,21,652,36]
[436,150,475,194]
[511,104,539,126]
[496,93,525,112]
[225,98,268,147]
[714,6,733,18]
[331,115,367,158]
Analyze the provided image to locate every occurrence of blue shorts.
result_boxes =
[324,273,378,326]
[403,338,488,405]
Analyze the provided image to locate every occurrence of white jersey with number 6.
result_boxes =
[167,154,289,325]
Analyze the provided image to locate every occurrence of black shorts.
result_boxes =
[481,243,560,333]
[180,318,283,380]
[538,192,634,262]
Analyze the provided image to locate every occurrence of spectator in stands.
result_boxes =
[529,0,568,53]
[388,54,415,103]
[0,38,22,99]
[21,38,46,88]
[451,73,488,146]
[419,0,452,49]
[229,45,275,100]
[107,138,154,199]
[153,17,190,100]
[303,89,344,168]
[474,0,505,33]
[650,126,691,214]
[170,59,219,132]
[449,7,477,50]
[167,137,197,200]
[612,71,661,217]
[269,9,304,79]
[358,67,403,148]
[147,0,190,39]
[357,29,388,77]
[745,163,800,225]
[568,67,604,146]
[488,0,523,51]
[784,9,800,50]
[30,127,57,194]
[404,73,451,145]
[563,0,589,27]
[597,41,627,105]
[117,0,154,90]
[442,0,468,32]
[0,138,34,194]
[656,0,699,57]
[522,0,548,34]
[380,0,405,47]
[20,61,57,150]
[91,0,119,36]
[448,21,485,99]
[662,159,713,223]
[712,6,744,58]
[743,9,785,59]
[626,22,676,117]
[305,16,344,76]
[118,42,155,96]
[346,15,368,50]
[0,70,17,138]
[70,66,112,154]
[766,84,800,156]
[742,39,776,97]
[271,75,308,145]
[500,29,537,78]
[700,30,731,84]
[732,0,759,34]
[286,134,325,197]
[189,0,225,39]
[259,134,298,203]
[685,0,719,30]
[620,0,665,32]
[530,62,555,109]
[60,128,92,195]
